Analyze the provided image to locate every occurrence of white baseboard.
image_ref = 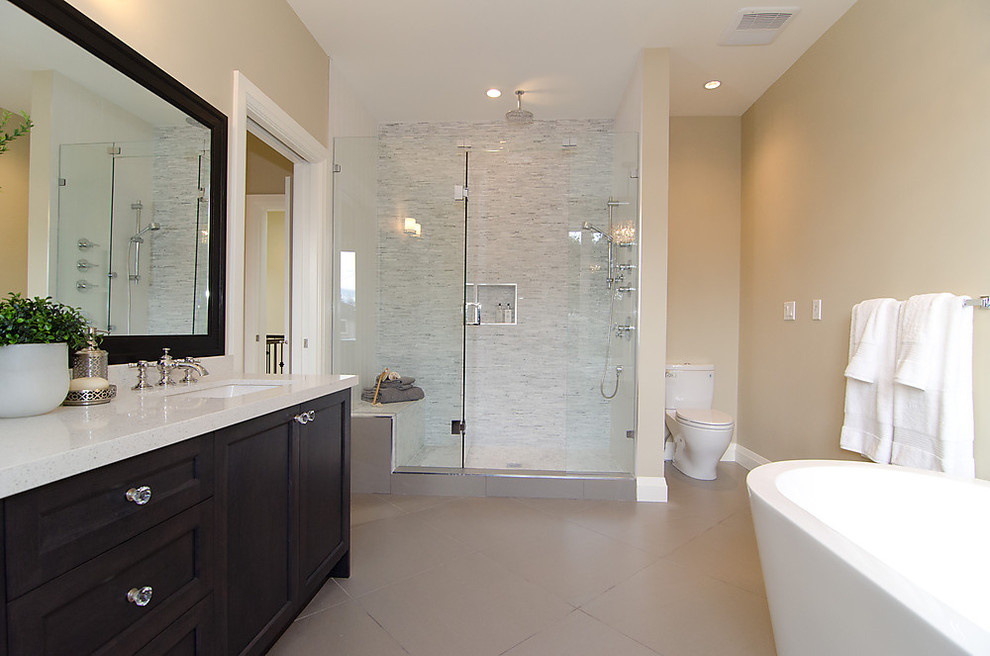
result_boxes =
[664,441,770,470]
[727,443,771,470]
[636,476,668,502]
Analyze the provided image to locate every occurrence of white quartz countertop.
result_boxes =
[0,373,358,498]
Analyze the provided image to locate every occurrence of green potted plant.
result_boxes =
[0,293,91,418]
[0,110,33,192]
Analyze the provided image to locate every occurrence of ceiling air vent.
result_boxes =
[719,7,800,46]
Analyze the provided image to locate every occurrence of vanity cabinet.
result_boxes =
[217,389,350,656]
[217,406,295,656]
[297,392,350,594]
[0,387,351,655]
[2,435,214,655]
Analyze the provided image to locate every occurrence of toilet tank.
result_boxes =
[665,364,715,410]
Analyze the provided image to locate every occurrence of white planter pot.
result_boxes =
[0,343,70,418]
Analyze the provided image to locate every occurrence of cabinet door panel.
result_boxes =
[7,501,213,656]
[297,391,350,595]
[6,435,214,598]
[219,409,295,656]
[135,595,214,656]
[1,503,6,656]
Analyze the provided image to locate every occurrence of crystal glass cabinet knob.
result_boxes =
[127,586,153,607]
[294,410,316,425]
[125,485,152,505]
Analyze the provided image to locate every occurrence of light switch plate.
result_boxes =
[812,299,823,321]
[783,301,796,321]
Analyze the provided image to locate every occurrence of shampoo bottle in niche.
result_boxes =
[504,303,513,323]
[496,303,504,324]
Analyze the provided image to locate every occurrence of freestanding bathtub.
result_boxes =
[747,460,990,656]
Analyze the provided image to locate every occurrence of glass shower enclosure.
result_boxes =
[54,129,210,336]
[333,122,639,474]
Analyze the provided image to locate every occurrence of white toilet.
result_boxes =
[664,363,734,480]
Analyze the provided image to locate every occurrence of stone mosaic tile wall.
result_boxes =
[376,120,638,471]
[148,125,210,334]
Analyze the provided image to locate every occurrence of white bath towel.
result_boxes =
[840,298,900,463]
[894,293,945,390]
[891,294,974,477]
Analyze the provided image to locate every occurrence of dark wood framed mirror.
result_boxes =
[4,0,226,364]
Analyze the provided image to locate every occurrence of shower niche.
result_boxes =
[465,283,517,326]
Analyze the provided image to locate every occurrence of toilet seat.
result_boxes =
[674,408,733,429]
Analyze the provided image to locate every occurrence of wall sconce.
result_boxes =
[403,217,422,237]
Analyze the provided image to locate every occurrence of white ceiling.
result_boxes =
[287,0,858,123]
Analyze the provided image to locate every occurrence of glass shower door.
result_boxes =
[461,128,639,473]
[370,135,468,468]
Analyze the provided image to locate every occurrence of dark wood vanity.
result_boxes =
[0,389,350,655]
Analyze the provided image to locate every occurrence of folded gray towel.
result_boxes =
[361,386,425,404]
[376,376,415,387]
[363,378,416,393]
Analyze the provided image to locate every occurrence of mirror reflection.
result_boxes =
[1,1,213,337]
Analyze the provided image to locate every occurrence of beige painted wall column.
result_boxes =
[667,117,741,430]
[739,0,990,477]
[635,48,670,500]
[0,106,30,295]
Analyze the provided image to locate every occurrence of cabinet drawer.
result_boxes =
[7,500,213,656]
[5,435,213,598]
[136,595,214,656]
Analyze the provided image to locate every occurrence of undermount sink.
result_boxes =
[170,380,291,399]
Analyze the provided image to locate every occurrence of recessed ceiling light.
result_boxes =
[704,80,722,90]
[486,88,502,98]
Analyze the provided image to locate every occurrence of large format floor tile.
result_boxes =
[356,551,574,656]
[269,462,776,655]
[502,609,662,656]
[267,600,409,656]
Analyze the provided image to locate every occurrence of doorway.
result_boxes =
[244,131,293,374]
[229,71,331,375]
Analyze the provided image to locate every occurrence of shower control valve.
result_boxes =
[615,324,636,339]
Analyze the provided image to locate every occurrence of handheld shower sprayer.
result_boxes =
[130,222,161,243]
[582,222,613,243]
[129,222,160,281]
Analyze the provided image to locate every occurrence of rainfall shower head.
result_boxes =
[582,222,613,243]
[130,222,161,243]
[505,90,534,126]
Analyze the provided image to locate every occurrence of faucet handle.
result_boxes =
[179,357,209,383]
[129,360,155,390]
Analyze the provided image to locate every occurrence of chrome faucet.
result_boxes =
[154,348,209,386]
[175,357,209,383]
[156,348,178,386]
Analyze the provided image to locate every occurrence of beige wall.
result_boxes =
[668,117,741,423]
[0,106,30,295]
[246,132,292,196]
[739,0,990,477]
[634,48,670,494]
[67,0,330,147]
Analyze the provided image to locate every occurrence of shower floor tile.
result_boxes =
[270,462,776,655]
